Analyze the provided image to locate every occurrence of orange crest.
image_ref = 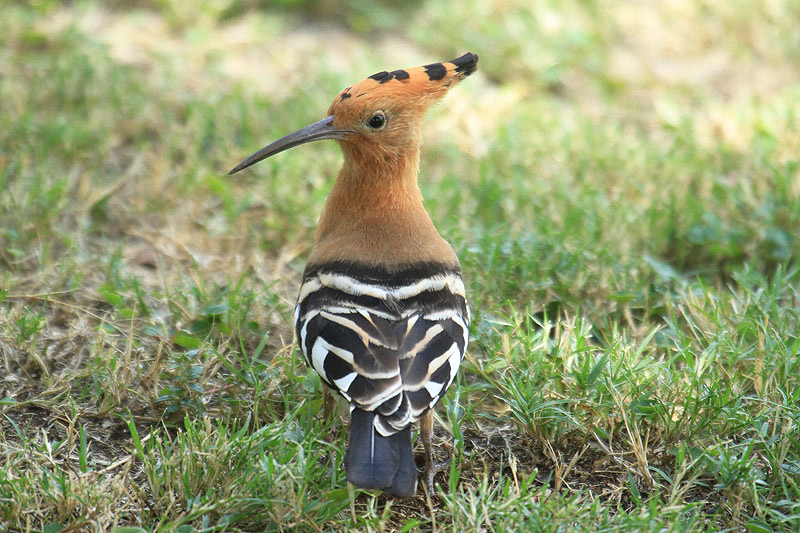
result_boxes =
[328,53,478,117]
[228,53,478,175]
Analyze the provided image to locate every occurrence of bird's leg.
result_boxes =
[421,410,451,494]
[322,382,337,423]
[322,383,339,476]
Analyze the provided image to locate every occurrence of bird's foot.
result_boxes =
[424,456,451,495]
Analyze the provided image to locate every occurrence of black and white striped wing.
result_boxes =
[294,262,470,435]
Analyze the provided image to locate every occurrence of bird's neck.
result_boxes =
[309,148,458,270]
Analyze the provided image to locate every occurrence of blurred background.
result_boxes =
[4,0,798,291]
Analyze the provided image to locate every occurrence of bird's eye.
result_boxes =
[367,112,386,130]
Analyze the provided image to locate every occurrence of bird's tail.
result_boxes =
[345,408,417,497]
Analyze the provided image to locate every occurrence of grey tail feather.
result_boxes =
[389,425,417,497]
[345,409,418,497]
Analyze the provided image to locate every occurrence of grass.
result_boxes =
[1,0,799,531]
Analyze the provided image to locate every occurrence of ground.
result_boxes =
[1,1,799,531]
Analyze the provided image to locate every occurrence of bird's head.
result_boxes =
[229,53,478,174]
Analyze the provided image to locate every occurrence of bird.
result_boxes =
[229,52,477,497]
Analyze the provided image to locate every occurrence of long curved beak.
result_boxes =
[228,116,354,175]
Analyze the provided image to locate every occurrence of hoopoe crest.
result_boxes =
[230,53,477,497]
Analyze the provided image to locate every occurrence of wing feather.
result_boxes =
[295,262,470,435]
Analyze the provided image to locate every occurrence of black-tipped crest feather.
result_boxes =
[451,52,479,76]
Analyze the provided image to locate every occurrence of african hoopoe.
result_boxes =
[229,53,477,497]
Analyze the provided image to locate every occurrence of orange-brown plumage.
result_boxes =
[310,156,457,268]
[229,52,477,497]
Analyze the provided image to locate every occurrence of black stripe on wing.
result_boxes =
[401,315,466,410]
[298,284,467,320]
[304,260,462,287]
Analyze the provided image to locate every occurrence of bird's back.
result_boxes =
[295,259,469,495]
[295,260,469,426]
